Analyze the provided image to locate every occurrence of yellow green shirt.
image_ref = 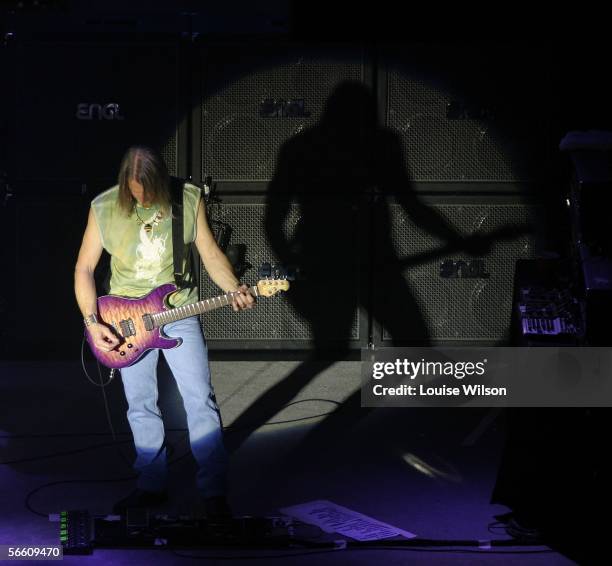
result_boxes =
[91,182,201,307]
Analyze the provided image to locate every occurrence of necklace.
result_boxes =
[134,204,164,233]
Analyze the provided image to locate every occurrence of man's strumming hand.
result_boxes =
[87,323,120,352]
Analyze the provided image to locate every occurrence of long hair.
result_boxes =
[117,146,171,216]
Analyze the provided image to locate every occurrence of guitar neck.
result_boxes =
[152,287,259,327]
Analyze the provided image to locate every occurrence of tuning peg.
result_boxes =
[259,262,272,278]
[273,265,288,279]
[285,265,299,281]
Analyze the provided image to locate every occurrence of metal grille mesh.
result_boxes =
[160,133,177,176]
[381,203,537,341]
[202,47,362,181]
[199,202,360,341]
[387,73,515,181]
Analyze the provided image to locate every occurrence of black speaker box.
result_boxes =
[380,43,554,186]
[373,194,540,345]
[8,39,184,193]
[198,193,369,350]
[198,42,367,185]
[1,194,90,359]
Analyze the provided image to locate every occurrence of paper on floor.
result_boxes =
[279,499,417,541]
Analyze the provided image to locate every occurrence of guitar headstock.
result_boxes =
[256,279,290,297]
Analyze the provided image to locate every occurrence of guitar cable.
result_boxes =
[80,335,131,468]
[80,335,115,388]
[79,336,192,470]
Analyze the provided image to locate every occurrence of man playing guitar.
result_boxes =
[74,146,255,517]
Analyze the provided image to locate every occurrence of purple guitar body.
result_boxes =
[86,283,181,369]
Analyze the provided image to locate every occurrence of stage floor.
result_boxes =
[0,360,573,565]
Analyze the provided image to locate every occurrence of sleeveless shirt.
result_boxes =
[91,182,201,308]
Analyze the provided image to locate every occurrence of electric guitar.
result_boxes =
[86,280,289,369]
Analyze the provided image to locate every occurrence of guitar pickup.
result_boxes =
[142,314,154,331]
[119,318,136,337]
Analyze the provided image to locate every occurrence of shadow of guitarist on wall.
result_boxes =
[224,81,521,453]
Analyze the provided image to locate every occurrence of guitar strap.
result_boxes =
[169,176,184,288]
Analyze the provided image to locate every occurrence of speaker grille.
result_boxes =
[161,134,178,177]
[385,44,552,183]
[380,202,538,342]
[198,200,361,342]
[201,45,363,181]
[387,75,514,181]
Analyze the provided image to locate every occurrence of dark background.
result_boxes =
[0,2,610,360]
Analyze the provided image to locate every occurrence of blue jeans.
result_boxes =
[120,317,227,497]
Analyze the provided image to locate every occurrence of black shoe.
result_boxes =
[112,489,168,514]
